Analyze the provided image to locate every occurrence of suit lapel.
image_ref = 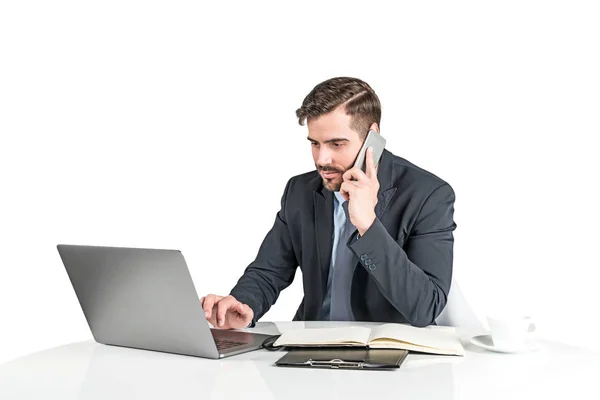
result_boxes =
[313,188,333,299]
[375,188,397,219]
[374,149,397,221]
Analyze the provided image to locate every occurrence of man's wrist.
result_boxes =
[357,213,376,236]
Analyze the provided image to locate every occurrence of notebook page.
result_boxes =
[368,324,464,354]
[274,326,372,346]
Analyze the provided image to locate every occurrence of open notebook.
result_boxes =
[273,324,464,356]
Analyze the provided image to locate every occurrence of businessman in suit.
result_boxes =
[201,77,456,329]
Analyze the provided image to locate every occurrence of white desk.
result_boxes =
[0,321,598,400]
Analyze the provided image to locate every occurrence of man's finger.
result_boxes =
[365,147,376,179]
[238,304,254,327]
[235,303,243,314]
[342,179,360,188]
[203,294,215,318]
[340,182,355,200]
[216,296,237,327]
[235,302,247,315]
[343,167,367,182]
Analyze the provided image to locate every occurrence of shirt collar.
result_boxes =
[333,191,346,205]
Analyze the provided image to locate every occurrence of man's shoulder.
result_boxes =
[385,151,454,196]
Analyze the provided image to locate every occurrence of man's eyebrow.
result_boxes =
[307,137,350,144]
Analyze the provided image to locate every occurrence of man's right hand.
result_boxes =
[200,294,254,330]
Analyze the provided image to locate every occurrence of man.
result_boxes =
[201,77,456,329]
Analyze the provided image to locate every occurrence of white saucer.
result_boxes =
[469,334,543,354]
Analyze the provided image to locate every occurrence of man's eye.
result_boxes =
[311,142,319,147]
[332,142,343,148]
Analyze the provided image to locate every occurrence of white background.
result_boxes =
[1,1,599,364]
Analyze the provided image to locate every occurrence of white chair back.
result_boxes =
[436,279,484,335]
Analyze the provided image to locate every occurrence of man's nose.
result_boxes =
[317,148,333,166]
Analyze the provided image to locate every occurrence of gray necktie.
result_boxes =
[329,201,357,321]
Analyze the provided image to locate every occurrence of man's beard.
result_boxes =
[317,164,347,192]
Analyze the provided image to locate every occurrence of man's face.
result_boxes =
[307,108,366,192]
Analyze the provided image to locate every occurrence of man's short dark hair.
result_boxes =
[296,77,382,139]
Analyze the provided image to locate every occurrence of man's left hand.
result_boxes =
[340,147,380,236]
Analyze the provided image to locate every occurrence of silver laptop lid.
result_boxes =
[57,244,220,359]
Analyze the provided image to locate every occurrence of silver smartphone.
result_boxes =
[353,129,386,173]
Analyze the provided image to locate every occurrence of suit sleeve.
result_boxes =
[349,183,456,327]
[229,179,298,324]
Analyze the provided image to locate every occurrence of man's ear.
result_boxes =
[369,122,380,133]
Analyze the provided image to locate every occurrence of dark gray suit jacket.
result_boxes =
[230,149,456,327]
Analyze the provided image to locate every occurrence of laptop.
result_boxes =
[57,244,273,359]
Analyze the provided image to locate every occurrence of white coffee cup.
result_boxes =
[486,315,536,350]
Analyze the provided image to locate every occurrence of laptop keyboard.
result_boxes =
[215,338,246,350]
